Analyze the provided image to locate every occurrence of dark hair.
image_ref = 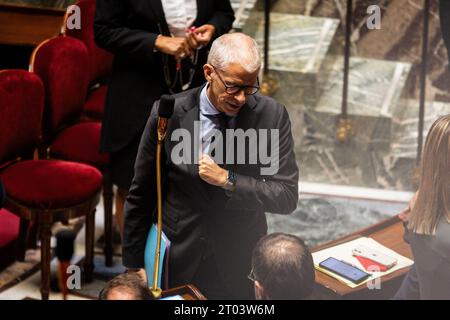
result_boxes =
[251,233,315,300]
[99,272,153,300]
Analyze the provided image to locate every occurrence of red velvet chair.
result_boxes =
[30,36,114,267]
[0,70,102,300]
[62,0,113,120]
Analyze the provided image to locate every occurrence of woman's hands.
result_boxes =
[154,35,192,60]
[154,24,216,60]
[186,24,216,50]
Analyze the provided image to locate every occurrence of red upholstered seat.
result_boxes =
[0,69,100,298]
[31,36,106,171]
[50,122,109,168]
[65,0,113,85]
[31,35,114,269]
[0,209,19,248]
[32,37,91,136]
[0,70,44,163]
[64,0,112,121]
[84,85,108,119]
[1,160,102,209]
[0,209,20,269]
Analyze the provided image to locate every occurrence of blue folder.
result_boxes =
[144,224,171,289]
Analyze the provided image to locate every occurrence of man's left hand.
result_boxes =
[199,154,227,187]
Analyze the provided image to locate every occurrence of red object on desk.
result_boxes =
[354,255,388,272]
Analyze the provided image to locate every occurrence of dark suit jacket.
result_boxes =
[94,0,235,153]
[406,218,450,299]
[122,86,299,298]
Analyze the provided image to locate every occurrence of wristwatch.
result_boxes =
[223,170,236,191]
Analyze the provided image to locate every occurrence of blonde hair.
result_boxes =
[408,114,450,235]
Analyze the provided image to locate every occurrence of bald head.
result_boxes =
[207,32,261,73]
[251,233,315,300]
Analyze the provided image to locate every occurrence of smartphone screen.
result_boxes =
[319,257,370,284]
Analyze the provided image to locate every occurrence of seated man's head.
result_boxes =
[250,233,315,300]
[99,272,153,300]
[204,32,261,116]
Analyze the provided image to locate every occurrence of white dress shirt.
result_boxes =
[199,85,236,155]
[161,0,198,37]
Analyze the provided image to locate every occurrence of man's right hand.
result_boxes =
[154,35,192,60]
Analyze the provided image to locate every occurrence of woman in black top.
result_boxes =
[395,114,450,299]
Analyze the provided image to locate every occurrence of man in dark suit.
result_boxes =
[123,33,299,299]
[94,0,235,235]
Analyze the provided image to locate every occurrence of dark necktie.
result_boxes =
[203,113,231,160]
[203,113,231,199]
[203,113,230,133]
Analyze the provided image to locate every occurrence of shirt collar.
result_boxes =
[200,84,238,118]
[200,84,221,116]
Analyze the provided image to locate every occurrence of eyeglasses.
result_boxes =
[212,66,260,96]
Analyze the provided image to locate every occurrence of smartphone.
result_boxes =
[319,257,371,284]
[352,245,397,269]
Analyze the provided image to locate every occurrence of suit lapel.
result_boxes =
[193,0,203,26]
[227,95,258,174]
[179,88,212,202]
[148,0,170,35]
[235,94,257,130]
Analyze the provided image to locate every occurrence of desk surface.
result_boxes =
[0,1,74,10]
[162,285,207,300]
[313,216,412,298]
[0,3,65,46]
